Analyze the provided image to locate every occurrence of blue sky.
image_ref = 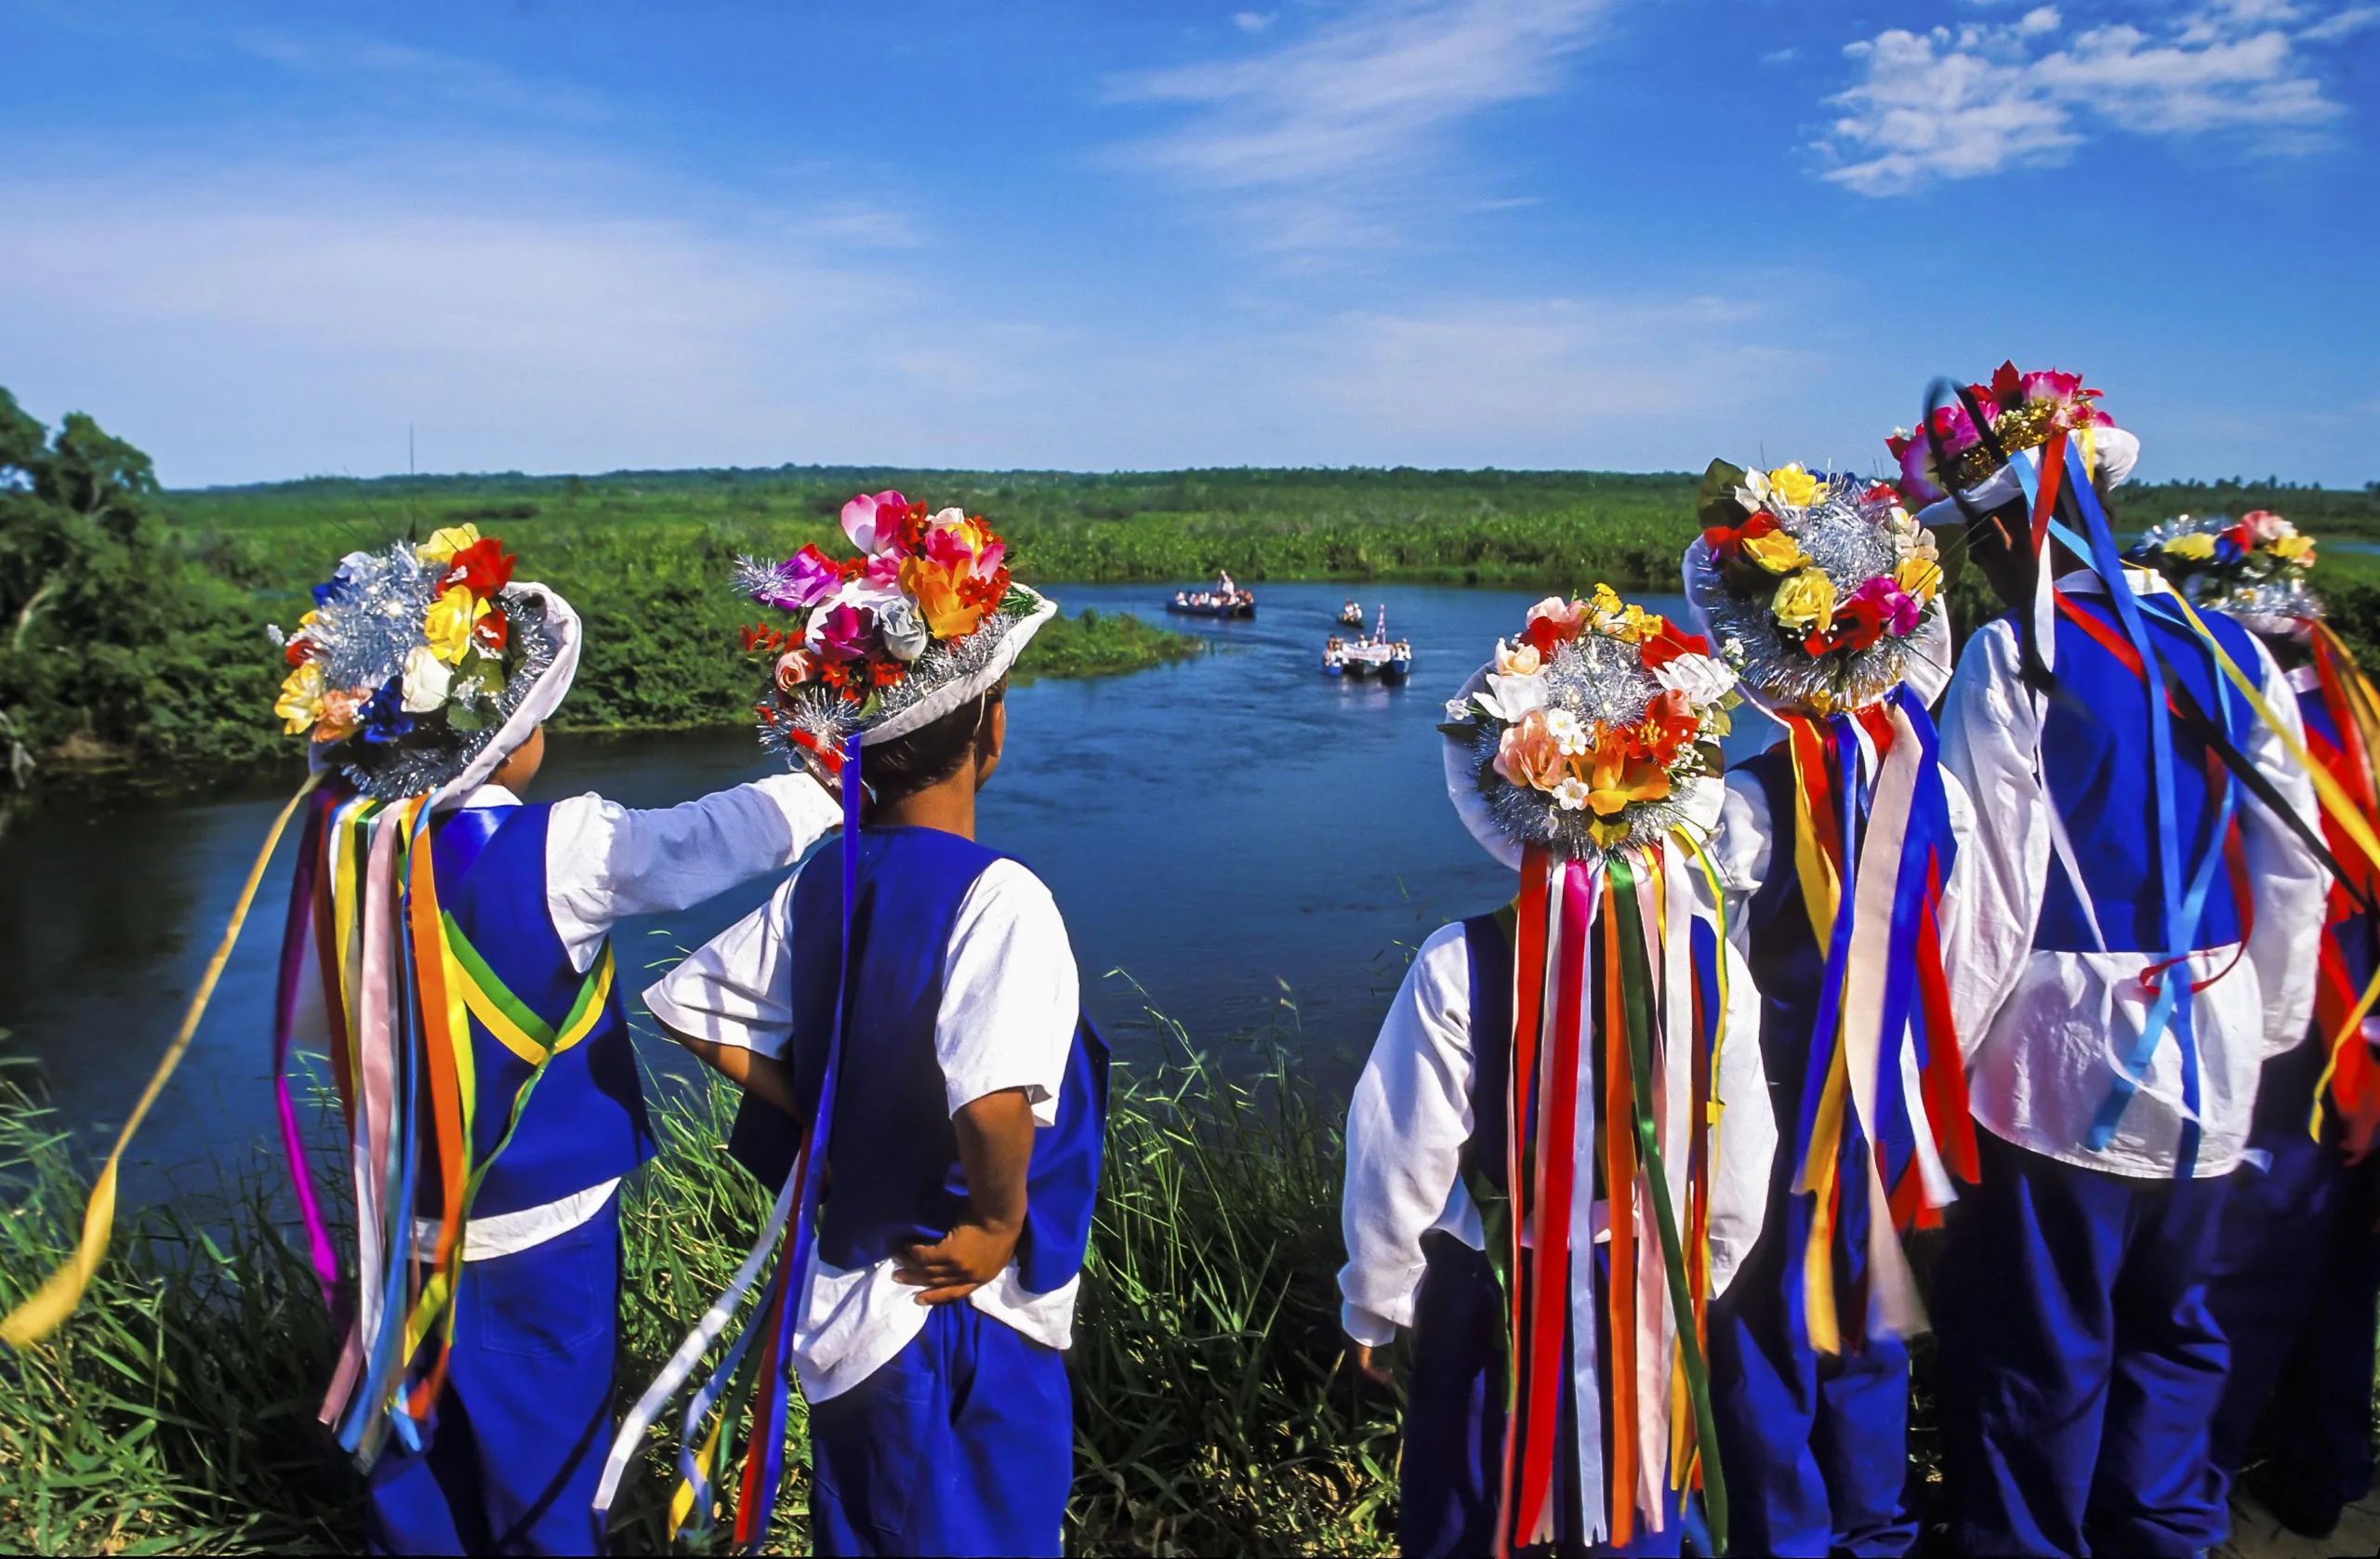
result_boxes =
[0,0,2372,487]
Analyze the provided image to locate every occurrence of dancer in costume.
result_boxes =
[259,526,845,1555]
[1907,366,2329,1556]
[2124,512,2380,1540]
[1685,461,1973,1557]
[1341,585,1776,1557]
[620,492,1105,1557]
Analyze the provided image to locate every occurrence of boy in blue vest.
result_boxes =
[1688,461,1974,1559]
[1909,374,2328,1555]
[642,495,1106,1557]
[269,528,844,1555]
[2123,514,2380,1542]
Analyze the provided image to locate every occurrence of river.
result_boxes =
[0,581,1756,1204]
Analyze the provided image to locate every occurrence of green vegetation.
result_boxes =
[0,1027,1394,1556]
[8,382,2373,786]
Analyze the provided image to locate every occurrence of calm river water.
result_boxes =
[0,581,1753,1203]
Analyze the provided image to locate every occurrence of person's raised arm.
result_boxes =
[549,772,840,971]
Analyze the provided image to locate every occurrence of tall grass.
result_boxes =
[0,1017,1396,1556]
[0,1063,359,1552]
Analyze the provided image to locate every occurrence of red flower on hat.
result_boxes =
[443,538,516,598]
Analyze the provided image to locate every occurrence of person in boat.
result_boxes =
[1912,369,2327,1556]
[640,492,1107,1557]
[1688,459,1973,1558]
[1342,587,1775,1556]
[263,526,843,1555]
[2121,511,2380,1543]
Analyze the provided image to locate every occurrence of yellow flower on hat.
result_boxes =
[1771,569,1837,635]
[1765,464,1823,509]
[1896,556,1942,602]
[1740,528,1812,575]
[2163,534,2217,562]
[418,524,482,566]
[2272,534,2316,564]
[275,660,324,734]
[424,585,477,665]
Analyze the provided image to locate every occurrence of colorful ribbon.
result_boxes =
[1495,832,1730,1557]
[1772,692,1966,1356]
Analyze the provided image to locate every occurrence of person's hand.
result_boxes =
[892,1218,1021,1305]
[1350,1342,1394,1387]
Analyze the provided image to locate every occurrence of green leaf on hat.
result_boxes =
[1696,459,1752,532]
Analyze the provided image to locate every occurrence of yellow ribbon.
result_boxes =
[3,773,324,1348]
[2158,594,2380,1146]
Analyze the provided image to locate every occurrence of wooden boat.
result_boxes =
[1170,574,1255,618]
[1169,590,1255,618]
[1337,600,1366,628]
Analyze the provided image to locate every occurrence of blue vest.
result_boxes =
[426,803,655,1218]
[734,826,1107,1296]
[2030,594,2261,954]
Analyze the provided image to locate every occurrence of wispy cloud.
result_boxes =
[1110,0,1611,247]
[1816,3,2363,195]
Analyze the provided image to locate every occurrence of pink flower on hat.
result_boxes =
[840,490,908,555]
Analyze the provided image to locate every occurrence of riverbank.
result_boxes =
[0,1019,1394,1556]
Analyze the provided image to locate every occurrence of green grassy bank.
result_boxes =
[0,1021,1394,1557]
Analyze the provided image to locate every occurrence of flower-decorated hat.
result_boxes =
[1439,586,1739,870]
[1885,362,2140,527]
[2125,509,2320,636]
[1684,461,1954,715]
[271,525,576,803]
[736,491,1055,776]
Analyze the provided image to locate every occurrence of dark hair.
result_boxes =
[861,673,1007,814]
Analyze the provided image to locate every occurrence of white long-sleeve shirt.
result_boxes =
[1338,901,1775,1348]
[643,855,1082,1403]
[408,772,842,1260]
[1935,573,2327,1178]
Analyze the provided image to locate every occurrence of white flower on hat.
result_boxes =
[400,644,454,712]
[878,599,930,662]
[1653,652,1735,707]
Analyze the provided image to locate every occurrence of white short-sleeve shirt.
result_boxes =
[644,849,1084,1402]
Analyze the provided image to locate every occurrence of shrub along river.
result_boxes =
[0,581,1753,1204]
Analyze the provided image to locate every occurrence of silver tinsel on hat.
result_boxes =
[1690,484,1937,713]
[273,545,556,800]
[1451,631,1709,864]
[2131,514,2321,628]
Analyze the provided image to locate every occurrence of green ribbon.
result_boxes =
[1606,853,1729,1554]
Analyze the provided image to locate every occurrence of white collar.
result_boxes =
[460,784,522,810]
[2055,566,2168,600]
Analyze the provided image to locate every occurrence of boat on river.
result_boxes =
[1323,605,1412,681]
[1170,570,1255,618]
[1337,599,1366,628]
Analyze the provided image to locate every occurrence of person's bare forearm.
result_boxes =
[666,1026,802,1120]
[892,1087,1037,1303]
[951,1087,1035,1235]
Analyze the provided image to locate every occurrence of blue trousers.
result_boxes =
[1931,1128,2231,1557]
[1707,1156,1914,1556]
[807,1300,1073,1557]
[1400,1234,1705,1558]
[2203,1038,2380,1524]
[365,1198,621,1556]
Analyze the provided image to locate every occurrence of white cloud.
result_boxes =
[1817,3,2360,194]
[1233,10,1278,32]
[1111,0,1610,247]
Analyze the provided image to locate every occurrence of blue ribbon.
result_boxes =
[740,733,864,1552]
